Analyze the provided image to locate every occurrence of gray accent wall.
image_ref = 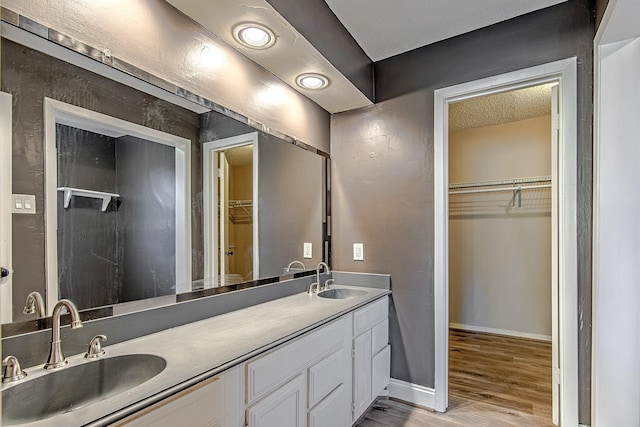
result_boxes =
[258,135,323,277]
[57,125,119,310]
[116,136,176,302]
[331,0,594,422]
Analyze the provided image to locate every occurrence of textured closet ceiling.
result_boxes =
[449,84,554,131]
[224,145,254,166]
[324,0,567,61]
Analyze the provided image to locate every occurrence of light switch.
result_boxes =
[303,242,312,259]
[12,194,36,214]
[353,243,364,261]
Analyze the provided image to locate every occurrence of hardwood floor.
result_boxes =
[357,329,554,427]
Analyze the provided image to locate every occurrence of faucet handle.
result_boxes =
[85,335,107,359]
[323,279,335,290]
[2,356,27,383]
[309,282,320,295]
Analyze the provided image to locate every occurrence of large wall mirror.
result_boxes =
[1,23,328,328]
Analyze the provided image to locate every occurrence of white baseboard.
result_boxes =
[388,378,435,410]
[449,323,551,342]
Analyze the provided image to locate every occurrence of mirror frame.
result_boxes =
[0,13,331,335]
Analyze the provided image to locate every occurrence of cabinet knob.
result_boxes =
[0,267,9,278]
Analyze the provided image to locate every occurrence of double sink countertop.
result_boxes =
[2,285,390,427]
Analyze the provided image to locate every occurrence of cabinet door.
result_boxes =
[246,374,305,427]
[308,384,348,427]
[352,330,372,422]
[372,345,391,400]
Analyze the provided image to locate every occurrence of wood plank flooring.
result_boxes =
[357,329,554,427]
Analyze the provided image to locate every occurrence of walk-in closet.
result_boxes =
[447,83,555,426]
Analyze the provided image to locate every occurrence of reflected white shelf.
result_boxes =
[57,187,120,211]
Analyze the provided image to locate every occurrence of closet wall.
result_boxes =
[449,116,552,339]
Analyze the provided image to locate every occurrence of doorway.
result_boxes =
[433,59,578,426]
[203,133,259,287]
[447,82,555,425]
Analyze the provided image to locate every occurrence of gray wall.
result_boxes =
[258,135,323,277]
[57,125,119,310]
[116,136,176,302]
[1,38,200,322]
[331,0,594,422]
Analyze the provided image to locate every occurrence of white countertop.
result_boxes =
[2,285,389,426]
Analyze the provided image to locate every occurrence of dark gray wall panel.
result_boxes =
[265,0,374,101]
[332,0,594,422]
[57,125,119,310]
[258,134,323,277]
[116,136,176,301]
[596,0,610,29]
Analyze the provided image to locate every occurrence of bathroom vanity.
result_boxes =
[1,283,390,427]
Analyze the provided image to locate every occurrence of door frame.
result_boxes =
[202,132,259,287]
[0,92,13,323]
[44,98,192,314]
[433,58,578,425]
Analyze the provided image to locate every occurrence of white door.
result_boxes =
[550,84,560,425]
[352,330,372,422]
[0,92,13,323]
[218,152,230,285]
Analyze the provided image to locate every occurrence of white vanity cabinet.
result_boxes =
[111,294,390,427]
[352,297,391,422]
[111,365,243,427]
[244,316,352,427]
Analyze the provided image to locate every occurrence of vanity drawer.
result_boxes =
[307,347,345,408]
[371,318,389,355]
[246,317,346,404]
[353,297,388,336]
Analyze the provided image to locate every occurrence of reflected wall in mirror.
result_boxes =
[1,27,327,325]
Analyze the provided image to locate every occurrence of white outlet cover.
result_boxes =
[303,242,312,259]
[353,243,364,261]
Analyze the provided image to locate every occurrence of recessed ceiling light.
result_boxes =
[233,23,276,49]
[296,73,329,90]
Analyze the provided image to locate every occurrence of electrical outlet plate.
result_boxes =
[353,243,364,261]
[303,242,312,259]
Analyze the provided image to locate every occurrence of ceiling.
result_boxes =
[449,84,554,132]
[325,0,566,61]
[168,0,566,113]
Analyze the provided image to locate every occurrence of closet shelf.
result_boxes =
[449,175,551,191]
[448,176,552,210]
[57,187,120,212]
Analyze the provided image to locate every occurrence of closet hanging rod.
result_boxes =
[449,184,552,195]
[449,175,551,190]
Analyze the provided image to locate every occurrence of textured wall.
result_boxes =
[57,125,120,310]
[449,116,552,338]
[2,0,330,152]
[258,134,323,277]
[331,0,594,421]
[116,136,176,302]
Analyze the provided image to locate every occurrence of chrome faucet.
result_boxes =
[2,356,26,383]
[309,262,330,294]
[23,291,46,317]
[44,299,83,370]
[286,260,306,272]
